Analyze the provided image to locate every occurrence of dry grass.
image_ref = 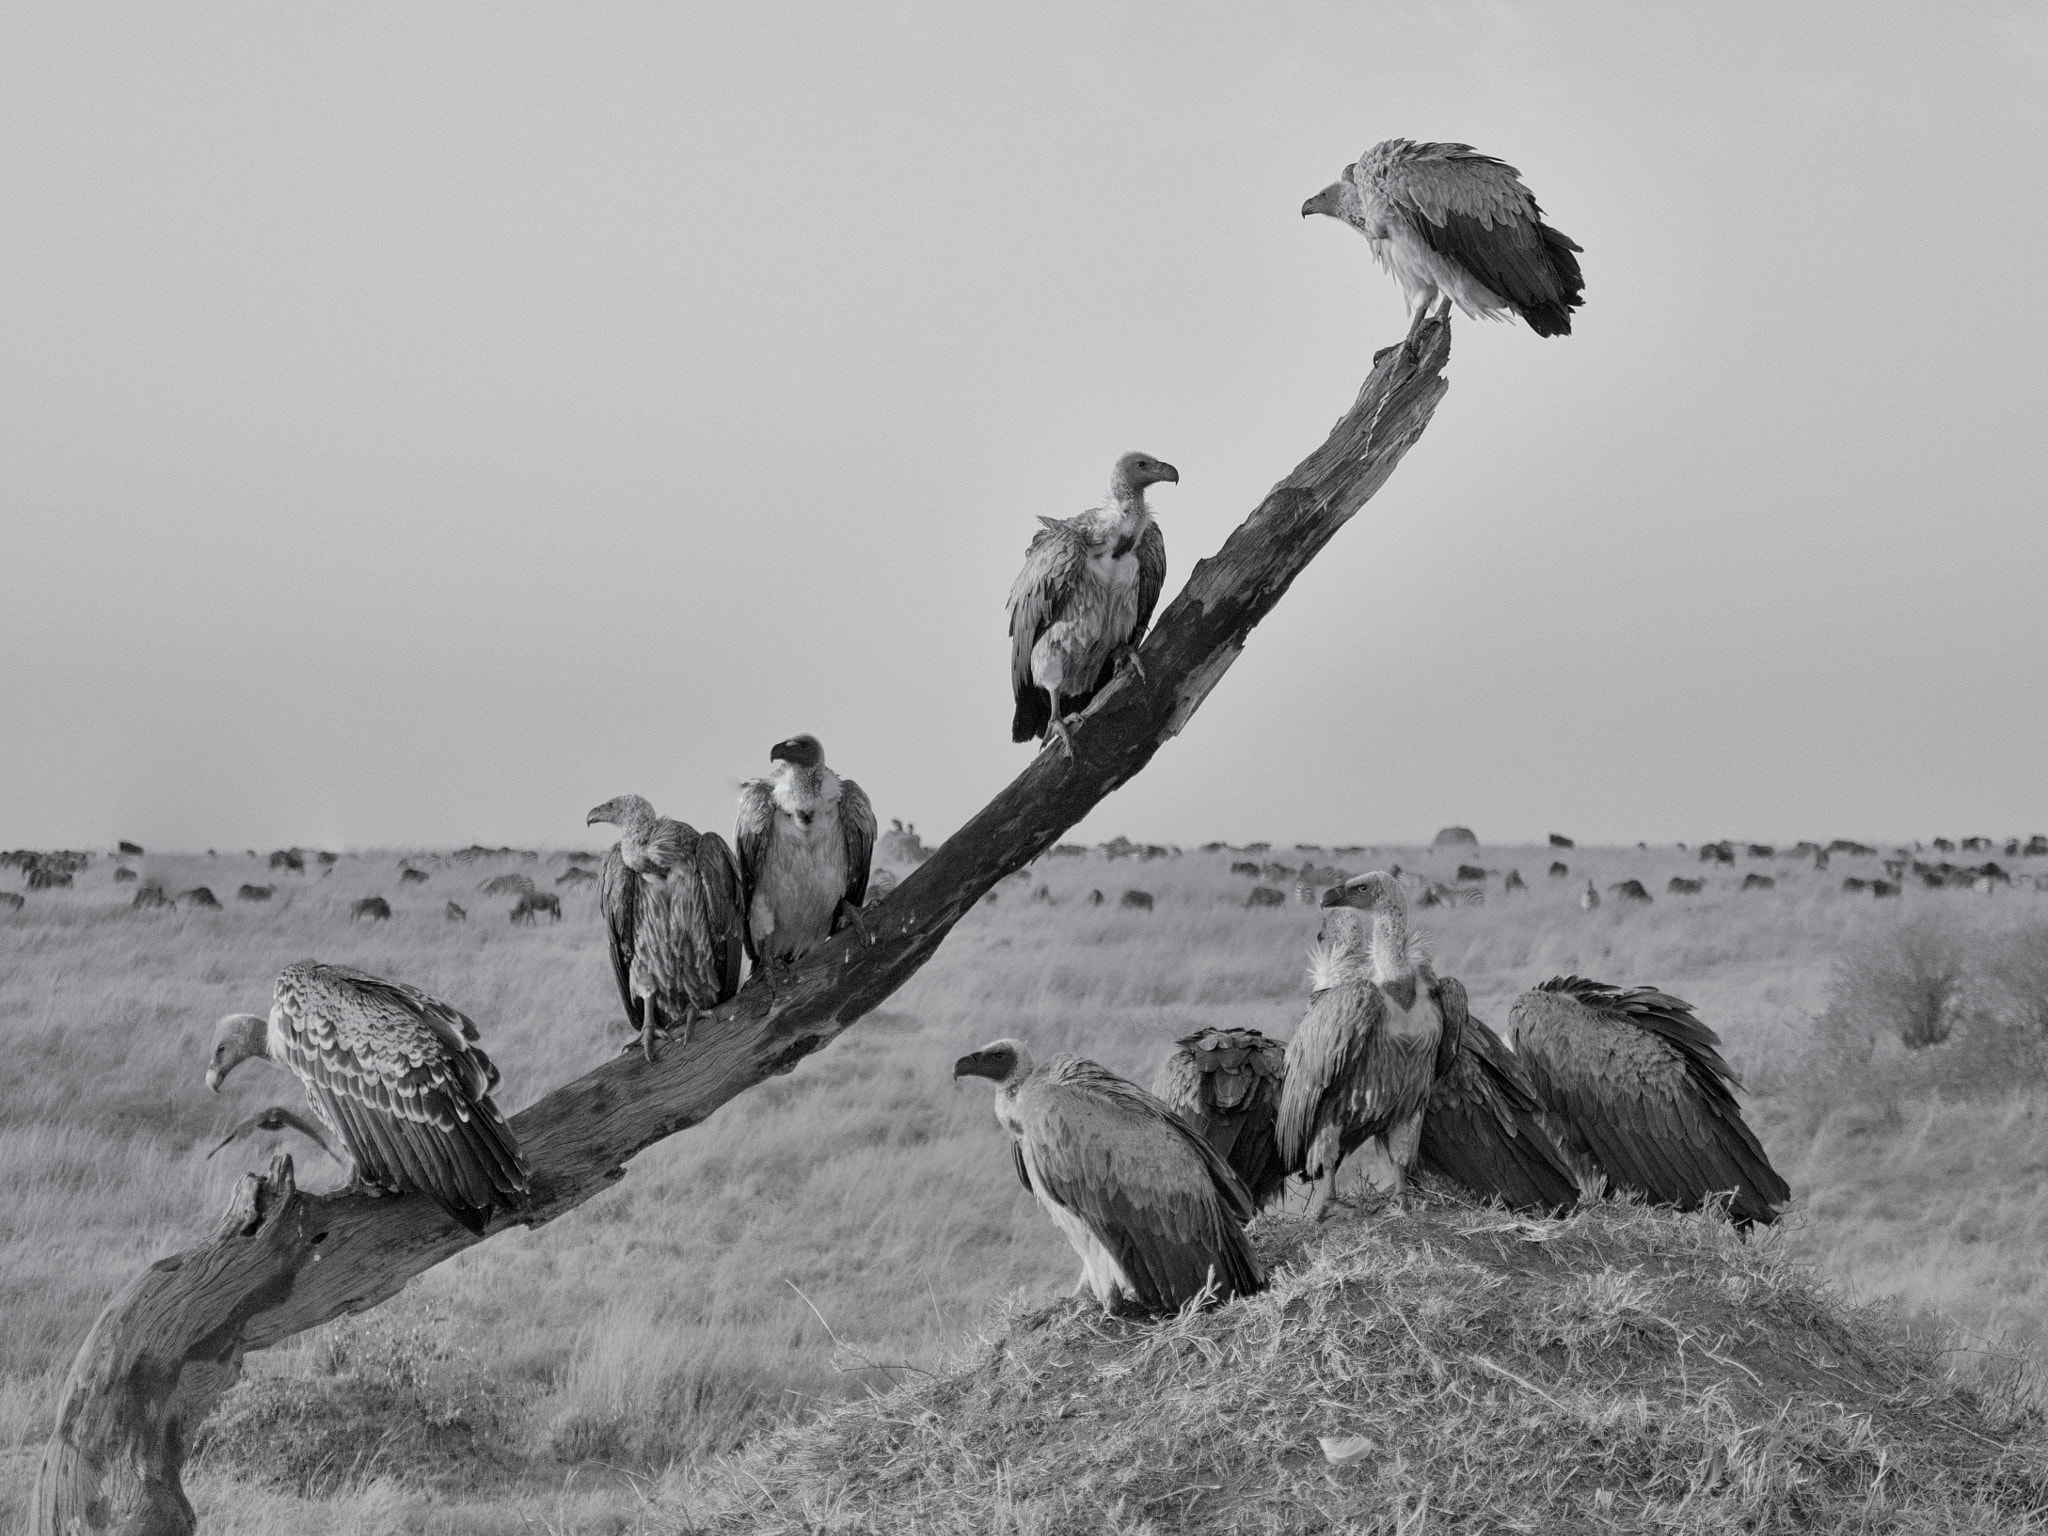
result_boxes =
[3,839,2047,1531]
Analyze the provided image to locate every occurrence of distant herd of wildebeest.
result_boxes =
[4,827,2047,920]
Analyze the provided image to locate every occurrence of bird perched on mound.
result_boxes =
[1008,453,1175,757]
[1509,977,1790,1227]
[589,794,746,1062]
[1303,139,1584,337]
[1282,873,1461,1220]
[957,1039,1262,1314]
[206,962,531,1234]
[736,735,877,987]
[1151,1027,1288,1210]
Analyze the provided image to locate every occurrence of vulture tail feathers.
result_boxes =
[1011,685,1052,744]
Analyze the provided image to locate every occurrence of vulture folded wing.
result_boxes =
[1428,970,1469,1084]
[1088,520,1169,698]
[597,845,642,1029]
[1369,141,1584,336]
[1007,517,1091,742]
[1416,1015,1578,1214]
[734,781,776,965]
[836,778,877,910]
[273,963,531,1232]
[694,831,748,1003]
[1277,983,1383,1173]
[1017,1061,1261,1312]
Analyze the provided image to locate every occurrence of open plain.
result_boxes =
[4,838,2048,1532]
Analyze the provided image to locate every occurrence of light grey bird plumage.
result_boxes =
[1303,139,1584,337]
[956,1039,1263,1314]
[736,735,877,987]
[1008,453,1174,757]
[589,793,746,1062]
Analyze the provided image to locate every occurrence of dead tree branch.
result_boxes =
[33,319,1451,1536]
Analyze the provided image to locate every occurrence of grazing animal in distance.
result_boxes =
[1455,864,1486,883]
[206,962,531,1234]
[1609,880,1652,904]
[118,840,144,856]
[1741,873,1776,891]
[269,849,305,872]
[26,867,71,890]
[555,867,597,888]
[1667,877,1704,895]
[1152,1028,1289,1211]
[510,891,561,924]
[479,873,534,897]
[1231,860,1262,877]
[1548,861,1569,879]
[445,901,467,921]
[238,883,274,901]
[956,1039,1263,1314]
[736,735,876,987]
[1031,883,1055,904]
[1246,885,1285,908]
[1087,889,1105,906]
[588,794,746,1062]
[1841,877,1870,893]
[1510,978,1789,1226]
[1121,889,1155,911]
[113,867,138,883]
[400,868,430,885]
[132,885,174,910]
[1580,881,1600,911]
[181,887,222,909]
[1282,874,1459,1220]
[1008,453,1175,757]
[1549,834,1574,849]
[1303,139,1584,336]
[1503,869,1526,892]
[0,892,22,912]
[351,897,391,922]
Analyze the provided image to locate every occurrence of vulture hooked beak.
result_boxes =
[953,1047,1012,1083]
[205,1067,223,1093]
[1318,884,1348,908]
[1302,183,1342,219]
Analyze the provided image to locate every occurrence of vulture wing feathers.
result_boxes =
[836,778,877,911]
[1016,1058,1261,1312]
[733,781,775,967]
[1511,977,1789,1225]
[633,828,748,1021]
[1151,1027,1288,1209]
[598,844,643,1031]
[1277,980,1386,1176]
[1008,517,1094,743]
[1415,1011,1579,1214]
[272,962,531,1233]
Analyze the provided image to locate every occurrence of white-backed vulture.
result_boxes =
[956,1039,1262,1314]
[1280,873,1458,1220]
[1151,1027,1288,1211]
[1509,977,1789,1227]
[206,962,531,1234]
[735,735,876,985]
[1411,1011,1579,1216]
[1303,139,1584,337]
[1007,452,1175,757]
[588,793,746,1062]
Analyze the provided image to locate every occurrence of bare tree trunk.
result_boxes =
[33,320,1451,1536]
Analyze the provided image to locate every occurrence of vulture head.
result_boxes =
[1110,452,1179,501]
[954,1037,1034,1088]
[1320,869,1404,915]
[770,734,826,770]
[206,1012,272,1092]
[587,794,656,834]
[1301,172,1362,223]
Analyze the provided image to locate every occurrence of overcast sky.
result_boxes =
[3,3,2044,852]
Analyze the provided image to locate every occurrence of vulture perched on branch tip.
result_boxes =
[736,735,876,991]
[1008,453,1174,757]
[1303,139,1584,337]
[1509,977,1789,1227]
[205,961,531,1234]
[1151,1027,1288,1211]
[1281,873,1459,1220]
[589,794,746,1062]
[957,1039,1262,1314]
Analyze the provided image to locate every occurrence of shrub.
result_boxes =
[1820,913,1971,1053]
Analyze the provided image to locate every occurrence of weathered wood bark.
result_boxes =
[34,318,1451,1535]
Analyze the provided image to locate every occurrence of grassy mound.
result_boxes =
[672,1194,2048,1534]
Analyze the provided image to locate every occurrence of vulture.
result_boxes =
[1008,452,1175,757]
[1150,1027,1288,1210]
[1509,977,1790,1226]
[1281,873,1459,1220]
[206,962,531,1233]
[736,735,876,985]
[1302,139,1584,337]
[588,793,746,1062]
[957,1039,1262,1314]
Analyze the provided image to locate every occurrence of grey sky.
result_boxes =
[3,3,2043,851]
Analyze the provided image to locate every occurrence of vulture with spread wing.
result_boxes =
[1509,977,1789,1226]
[206,962,531,1233]
[1303,139,1584,337]
[736,735,877,986]
[957,1039,1262,1314]
[588,793,746,1062]
[1411,1012,1580,1215]
[1008,452,1175,757]
[1151,1027,1288,1210]
[1281,873,1459,1220]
